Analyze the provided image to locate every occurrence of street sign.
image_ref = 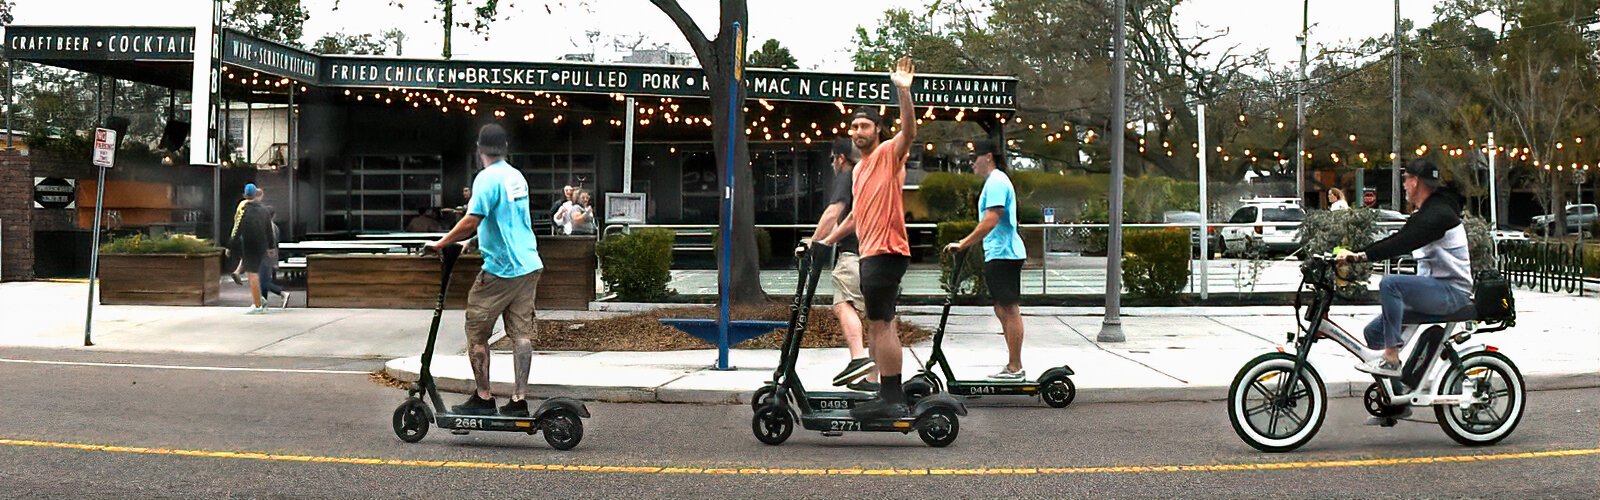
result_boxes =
[1043,207,1056,224]
[32,177,76,209]
[92,128,116,168]
[1576,170,1588,185]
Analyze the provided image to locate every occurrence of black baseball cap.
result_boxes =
[477,123,509,156]
[850,108,885,132]
[830,137,854,158]
[972,139,1002,160]
[1403,158,1441,188]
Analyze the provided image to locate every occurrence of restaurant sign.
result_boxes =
[6,26,1016,110]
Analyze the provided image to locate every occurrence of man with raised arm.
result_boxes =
[818,56,918,420]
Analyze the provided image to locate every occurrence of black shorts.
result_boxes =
[858,254,910,321]
[984,259,1024,306]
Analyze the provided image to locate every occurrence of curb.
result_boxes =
[383,364,1600,406]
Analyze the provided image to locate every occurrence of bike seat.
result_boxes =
[1401,302,1477,324]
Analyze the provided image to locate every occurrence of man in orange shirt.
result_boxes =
[818,56,918,420]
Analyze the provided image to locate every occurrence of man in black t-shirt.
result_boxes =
[800,138,876,391]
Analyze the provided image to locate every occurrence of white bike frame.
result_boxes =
[1304,316,1493,409]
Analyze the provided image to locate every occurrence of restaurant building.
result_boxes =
[0,25,1018,280]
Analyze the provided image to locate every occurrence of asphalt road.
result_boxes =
[0,347,1594,499]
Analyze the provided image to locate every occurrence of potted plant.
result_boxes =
[98,234,224,306]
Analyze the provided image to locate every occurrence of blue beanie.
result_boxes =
[244,183,259,197]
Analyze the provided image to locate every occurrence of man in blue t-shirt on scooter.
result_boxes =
[427,123,546,418]
[944,139,1029,380]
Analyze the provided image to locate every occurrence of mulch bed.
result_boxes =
[490,303,930,352]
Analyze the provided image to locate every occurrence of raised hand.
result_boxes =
[890,56,915,89]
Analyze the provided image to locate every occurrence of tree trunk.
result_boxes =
[651,0,765,304]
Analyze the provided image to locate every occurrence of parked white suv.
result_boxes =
[1217,200,1305,257]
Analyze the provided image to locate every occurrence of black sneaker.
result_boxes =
[230,272,243,285]
[846,379,880,392]
[499,398,529,417]
[832,357,876,386]
[848,396,909,420]
[451,393,497,415]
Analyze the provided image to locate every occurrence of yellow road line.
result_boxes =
[0,437,1593,476]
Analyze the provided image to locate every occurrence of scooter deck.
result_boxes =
[801,390,875,411]
[434,412,542,432]
[945,380,1040,397]
[800,409,920,433]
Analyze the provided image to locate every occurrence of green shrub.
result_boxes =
[1461,215,1495,275]
[596,228,675,301]
[1583,244,1599,278]
[935,220,987,297]
[1122,228,1189,297]
[1298,209,1379,297]
[100,234,221,255]
[919,172,983,221]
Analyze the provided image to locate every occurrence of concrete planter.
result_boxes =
[97,252,223,306]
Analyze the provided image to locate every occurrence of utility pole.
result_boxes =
[1487,132,1498,228]
[1099,0,1128,343]
[1391,0,1403,210]
[1296,0,1309,202]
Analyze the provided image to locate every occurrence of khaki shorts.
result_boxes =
[831,251,865,308]
[465,270,541,345]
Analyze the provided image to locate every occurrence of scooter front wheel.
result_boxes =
[1227,352,1327,453]
[752,404,794,446]
[540,407,585,451]
[751,385,776,412]
[392,398,430,443]
[904,374,938,403]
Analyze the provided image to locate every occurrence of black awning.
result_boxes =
[6,25,1018,112]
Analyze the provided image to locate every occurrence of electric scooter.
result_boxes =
[1226,254,1525,452]
[750,248,875,414]
[750,244,968,447]
[904,248,1078,408]
[391,243,590,450]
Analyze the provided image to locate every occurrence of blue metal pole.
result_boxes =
[718,23,745,370]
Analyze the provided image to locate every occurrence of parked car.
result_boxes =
[1373,209,1408,240]
[1532,204,1598,235]
[1217,201,1306,257]
[1162,210,1203,254]
[1492,229,1530,243]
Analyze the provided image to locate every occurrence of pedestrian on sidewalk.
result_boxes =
[943,139,1029,380]
[236,185,284,313]
[1328,188,1350,211]
[224,185,254,285]
[426,123,545,417]
[800,137,877,391]
[817,56,919,420]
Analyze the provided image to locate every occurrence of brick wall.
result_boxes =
[0,150,35,280]
[0,149,93,281]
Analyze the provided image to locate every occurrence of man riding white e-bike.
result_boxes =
[1336,159,1472,391]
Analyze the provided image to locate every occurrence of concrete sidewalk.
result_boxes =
[4,280,1596,405]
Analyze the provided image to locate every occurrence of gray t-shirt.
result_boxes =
[828,168,859,254]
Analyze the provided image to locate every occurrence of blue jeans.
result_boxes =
[257,255,285,299]
[1363,275,1471,350]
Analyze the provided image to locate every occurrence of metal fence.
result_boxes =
[1497,240,1594,296]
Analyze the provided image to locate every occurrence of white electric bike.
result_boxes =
[1227,255,1525,452]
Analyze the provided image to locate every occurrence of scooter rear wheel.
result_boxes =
[752,404,794,446]
[1041,376,1076,408]
[917,408,960,447]
[541,408,585,451]
[904,374,938,403]
[392,398,430,443]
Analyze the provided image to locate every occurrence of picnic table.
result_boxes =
[354,232,448,240]
[279,241,404,254]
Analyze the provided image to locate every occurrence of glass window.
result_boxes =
[1229,207,1258,224]
[1263,208,1306,222]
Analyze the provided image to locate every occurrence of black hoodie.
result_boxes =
[1361,187,1473,293]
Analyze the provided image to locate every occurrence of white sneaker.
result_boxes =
[245,306,266,315]
[1355,358,1402,378]
[988,368,1026,380]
